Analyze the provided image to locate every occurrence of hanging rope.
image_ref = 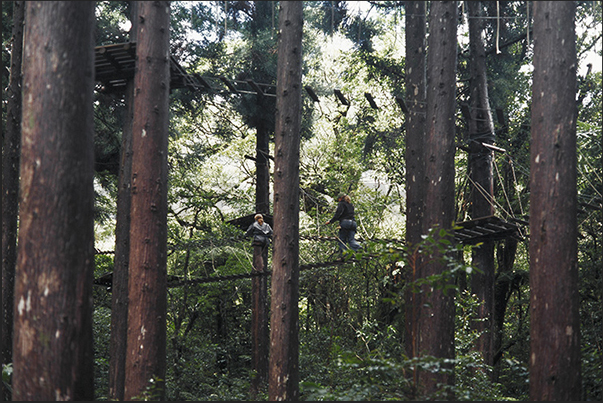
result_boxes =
[508,154,525,216]
[496,1,501,54]
[465,173,512,219]
[224,1,227,37]
[493,154,516,219]
[167,251,389,288]
[526,1,530,44]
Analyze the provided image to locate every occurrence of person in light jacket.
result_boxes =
[244,213,273,247]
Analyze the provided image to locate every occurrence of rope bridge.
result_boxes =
[94,216,521,289]
[93,252,381,289]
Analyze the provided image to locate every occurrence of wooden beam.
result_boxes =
[395,96,408,114]
[247,79,265,97]
[364,92,378,109]
[194,74,213,89]
[334,89,349,105]
[220,76,238,93]
[304,86,319,102]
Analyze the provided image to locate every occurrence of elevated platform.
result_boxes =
[95,42,198,93]
[95,42,276,96]
[454,215,521,245]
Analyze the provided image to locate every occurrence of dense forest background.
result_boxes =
[2,1,601,401]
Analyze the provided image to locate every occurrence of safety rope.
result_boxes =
[167,252,385,288]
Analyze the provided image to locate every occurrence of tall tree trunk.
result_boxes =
[109,3,138,400]
[419,0,458,397]
[2,3,24,401]
[12,2,96,400]
[251,113,271,395]
[244,6,274,390]
[403,2,427,383]
[529,2,581,400]
[124,2,171,400]
[467,0,496,368]
[268,1,304,400]
[492,109,519,381]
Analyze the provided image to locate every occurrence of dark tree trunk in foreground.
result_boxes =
[268,1,304,400]
[418,0,458,397]
[124,2,171,400]
[467,0,496,368]
[403,2,427,381]
[529,2,581,400]
[2,3,24,401]
[109,3,138,400]
[12,2,96,400]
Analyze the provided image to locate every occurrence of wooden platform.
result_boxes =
[454,215,521,244]
[95,42,198,93]
[95,42,276,96]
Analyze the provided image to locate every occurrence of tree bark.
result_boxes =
[124,2,171,400]
[403,1,427,379]
[256,116,271,216]
[12,2,96,400]
[109,3,138,400]
[529,2,581,400]
[2,3,24,401]
[492,110,519,381]
[251,109,271,395]
[268,1,304,400]
[251,243,269,395]
[418,0,458,397]
[467,0,496,368]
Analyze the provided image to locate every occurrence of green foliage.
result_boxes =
[1,0,597,400]
[2,363,12,398]
[93,297,112,399]
[128,377,165,401]
[453,291,510,401]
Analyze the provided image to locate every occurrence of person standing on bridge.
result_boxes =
[244,213,273,248]
[325,194,361,253]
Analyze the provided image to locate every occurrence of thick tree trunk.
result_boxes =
[403,1,427,378]
[529,2,581,400]
[109,3,138,400]
[419,0,458,397]
[12,2,96,400]
[2,3,24,401]
[268,1,304,400]
[467,0,496,368]
[124,2,171,400]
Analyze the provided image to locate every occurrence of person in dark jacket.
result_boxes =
[244,213,273,247]
[325,194,361,253]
